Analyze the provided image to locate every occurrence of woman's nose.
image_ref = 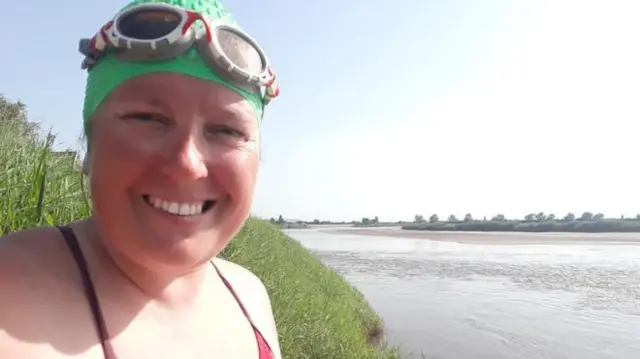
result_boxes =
[160,136,208,182]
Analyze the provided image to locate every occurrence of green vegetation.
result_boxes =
[223,219,399,358]
[271,210,640,233]
[0,95,89,233]
[268,215,404,228]
[353,216,403,228]
[0,95,400,359]
[267,215,309,229]
[404,212,640,232]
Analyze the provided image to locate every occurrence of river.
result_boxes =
[284,228,640,359]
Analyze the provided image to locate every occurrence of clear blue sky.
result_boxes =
[2,0,639,222]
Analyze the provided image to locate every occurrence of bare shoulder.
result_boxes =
[0,227,101,357]
[0,226,73,288]
[0,228,73,339]
[212,258,272,312]
[213,258,282,359]
[213,258,267,293]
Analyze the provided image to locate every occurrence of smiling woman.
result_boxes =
[1,92,403,359]
[0,0,281,358]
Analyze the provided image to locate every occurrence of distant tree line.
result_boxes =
[266,211,640,232]
[404,212,640,233]
[266,215,406,228]
[353,216,404,227]
[268,215,350,226]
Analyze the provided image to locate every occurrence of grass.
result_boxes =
[0,95,401,359]
[223,219,399,358]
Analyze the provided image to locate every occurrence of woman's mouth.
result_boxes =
[142,195,216,216]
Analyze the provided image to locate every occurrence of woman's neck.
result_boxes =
[81,219,214,310]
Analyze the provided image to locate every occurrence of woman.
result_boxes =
[0,0,282,358]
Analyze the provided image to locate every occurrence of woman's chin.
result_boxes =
[134,237,222,270]
[99,196,239,268]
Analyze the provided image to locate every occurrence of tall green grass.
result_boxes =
[0,96,89,234]
[0,95,400,358]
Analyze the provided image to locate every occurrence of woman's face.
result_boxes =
[88,73,260,270]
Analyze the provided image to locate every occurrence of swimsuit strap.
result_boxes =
[57,225,117,359]
[211,262,274,358]
[57,225,272,359]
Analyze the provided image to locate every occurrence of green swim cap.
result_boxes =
[81,0,263,137]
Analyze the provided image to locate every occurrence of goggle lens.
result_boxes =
[118,9,181,40]
[216,28,264,74]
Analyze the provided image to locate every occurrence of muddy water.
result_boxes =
[285,229,640,359]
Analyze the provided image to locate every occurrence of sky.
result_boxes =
[2,0,639,222]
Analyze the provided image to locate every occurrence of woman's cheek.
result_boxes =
[217,150,259,191]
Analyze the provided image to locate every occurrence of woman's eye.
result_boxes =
[207,125,243,138]
[124,112,167,123]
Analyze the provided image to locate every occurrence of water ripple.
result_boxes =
[313,250,640,315]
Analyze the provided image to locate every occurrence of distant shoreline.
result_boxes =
[401,219,640,233]
[324,228,640,245]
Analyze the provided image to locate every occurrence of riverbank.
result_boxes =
[0,95,400,359]
[326,228,640,245]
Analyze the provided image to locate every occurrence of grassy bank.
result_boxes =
[223,219,399,358]
[403,219,640,233]
[0,95,400,358]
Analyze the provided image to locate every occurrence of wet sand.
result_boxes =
[324,228,640,245]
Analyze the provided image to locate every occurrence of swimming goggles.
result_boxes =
[78,3,279,104]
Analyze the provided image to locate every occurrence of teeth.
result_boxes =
[147,196,204,216]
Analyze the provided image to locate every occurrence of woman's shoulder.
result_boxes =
[213,258,266,291]
[0,226,71,278]
[0,226,82,304]
[213,258,282,358]
[212,257,272,317]
[0,226,99,356]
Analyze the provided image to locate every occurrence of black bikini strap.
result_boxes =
[57,225,117,359]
